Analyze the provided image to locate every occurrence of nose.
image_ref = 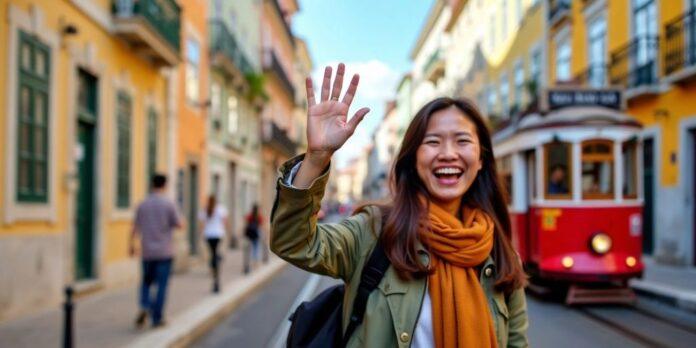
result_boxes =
[437,141,457,160]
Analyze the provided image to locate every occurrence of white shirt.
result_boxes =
[199,205,228,238]
[287,160,434,347]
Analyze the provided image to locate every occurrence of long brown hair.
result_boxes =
[380,97,527,293]
[206,195,216,218]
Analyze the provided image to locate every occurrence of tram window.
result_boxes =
[622,140,638,198]
[497,155,513,205]
[582,140,614,199]
[545,142,572,198]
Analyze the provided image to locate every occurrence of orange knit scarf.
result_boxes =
[420,203,498,348]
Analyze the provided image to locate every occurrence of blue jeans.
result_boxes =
[139,258,172,324]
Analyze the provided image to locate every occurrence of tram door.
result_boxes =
[643,138,655,255]
[524,149,536,262]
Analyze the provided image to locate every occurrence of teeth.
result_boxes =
[434,167,462,175]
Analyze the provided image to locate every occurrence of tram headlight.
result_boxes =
[590,233,612,255]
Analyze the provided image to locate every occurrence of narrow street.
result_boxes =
[194,265,696,348]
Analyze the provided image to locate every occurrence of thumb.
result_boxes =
[347,107,370,134]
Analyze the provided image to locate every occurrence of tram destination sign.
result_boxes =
[546,89,623,111]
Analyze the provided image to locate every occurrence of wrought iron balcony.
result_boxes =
[112,0,181,66]
[423,48,445,83]
[664,8,696,83]
[548,0,571,26]
[574,64,608,88]
[262,121,296,157]
[263,49,295,100]
[609,36,659,90]
[209,20,254,78]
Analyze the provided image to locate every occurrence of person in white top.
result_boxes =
[199,195,229,293]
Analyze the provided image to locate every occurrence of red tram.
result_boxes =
[493,88,644,304]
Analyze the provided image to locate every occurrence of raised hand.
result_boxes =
[293,63,370,188]
[305,63,370,161]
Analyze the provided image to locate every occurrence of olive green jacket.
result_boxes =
[270,155,529,348]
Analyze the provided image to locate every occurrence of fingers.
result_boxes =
[342,74,360,107]
[330,63,345,102]
[305,78,316,107]
[347,107,370,133]
[320,66,332,102]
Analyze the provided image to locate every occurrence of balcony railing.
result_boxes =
[112,0,181,65]
[263,50,295,100]
[262,121,296,157]
[609,36,659,90]
[548,0,571,25]
[664,8,696,79]
[209,20,254,76]
[574,64,608,88]
[424,49,445,82]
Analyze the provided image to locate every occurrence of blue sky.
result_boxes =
[293,0,432,168]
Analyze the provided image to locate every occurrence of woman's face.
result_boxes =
[416,106,483,207]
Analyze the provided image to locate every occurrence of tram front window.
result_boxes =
[582,140,614,199]
[497,155,513,205]
[545,142,572,199]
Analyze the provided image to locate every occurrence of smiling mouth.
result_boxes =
[433,167,464,185]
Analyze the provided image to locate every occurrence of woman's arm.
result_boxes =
[271,64,373,281]
[506,288,529,347]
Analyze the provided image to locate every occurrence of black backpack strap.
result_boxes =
[340,240,390,346]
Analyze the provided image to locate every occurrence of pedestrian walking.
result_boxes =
[129,174,181,329]
[243,203,263,272]
[271,64,529,347]
[199,195,229,293]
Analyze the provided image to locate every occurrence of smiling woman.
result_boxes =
[271,64,529,348]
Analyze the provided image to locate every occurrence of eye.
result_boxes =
[424,138,439,145]
[457,138,471,145]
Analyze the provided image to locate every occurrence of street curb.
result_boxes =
[631,280,696,313]
[127,258,288,348]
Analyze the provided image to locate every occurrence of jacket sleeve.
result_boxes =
[270,155,374,282]
[506,288,529,348]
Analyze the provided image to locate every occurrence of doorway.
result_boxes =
[642,137,655,255]
[75,70,98,280]
[188,164,198,255]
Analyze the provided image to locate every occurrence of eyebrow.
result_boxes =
[424,131,473,137]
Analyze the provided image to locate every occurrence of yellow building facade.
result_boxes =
[0,0,179,320]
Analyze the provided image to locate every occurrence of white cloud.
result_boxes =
[307,60,401,168]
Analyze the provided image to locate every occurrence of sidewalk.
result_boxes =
[630,257,696,312]
[0,246,286,348]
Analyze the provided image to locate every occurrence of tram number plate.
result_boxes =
[541,209,562,231]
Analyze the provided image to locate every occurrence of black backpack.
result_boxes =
[286,241,390,348]
[244,217,259,240]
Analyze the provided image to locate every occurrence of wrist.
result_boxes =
[305,151,332,168]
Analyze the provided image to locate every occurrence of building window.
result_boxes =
[185,38,201,104]
[632,0,657,66]
[16,31,50,203]
[545,141,572,199]
[227,95,238,134]
[514,61,524,109]
[497,155,513,205]
[622,139,638,199]
[499,73,509,117]
[147,108,158,184]
[587,15,607,87]
[487,85,497,115]
[555,37,571,82]
[530,46,542,87]
[581,139,614,200]
[210,83,221,117]
[116,91,132,208]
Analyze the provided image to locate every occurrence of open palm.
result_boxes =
[305,63,370,156]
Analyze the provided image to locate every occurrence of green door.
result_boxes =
[188,164,198,255]
[642,138,654,255]
[75,70,97,280]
